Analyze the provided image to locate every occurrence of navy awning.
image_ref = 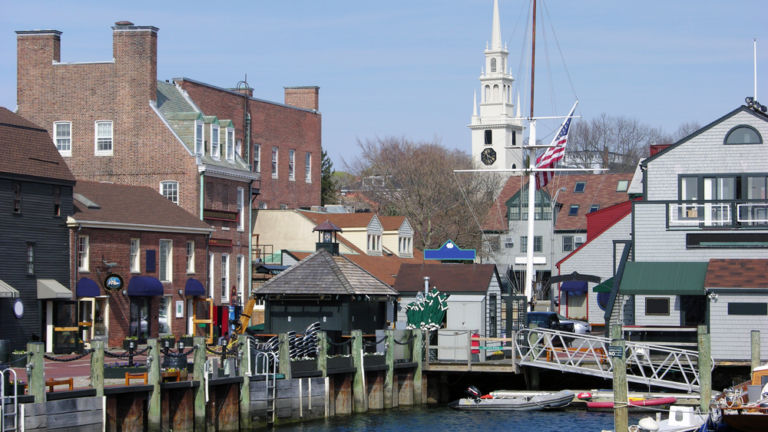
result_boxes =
[76,278,101,297]
[185,278,206,297]
[127,276,163,296]
[560,280,588,295]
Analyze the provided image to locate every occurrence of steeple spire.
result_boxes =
[491,0,502,50]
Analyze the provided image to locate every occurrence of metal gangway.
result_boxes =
[516,328,703,392]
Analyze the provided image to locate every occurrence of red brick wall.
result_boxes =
[16,26,201,220]
[177,79,322,209]
[73,227,208,347]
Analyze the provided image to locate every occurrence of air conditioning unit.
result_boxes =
[574,236,585,245]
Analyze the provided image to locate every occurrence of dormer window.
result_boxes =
[616,180,629,192]
[226,128,235,161]
[195,121,203,155]
[367,233,381,254]
[574,182,586,193]
[725,125,762,145]
[211,124,220,159]
[398,236,413,257]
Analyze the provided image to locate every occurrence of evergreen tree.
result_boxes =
[321,150,338,205]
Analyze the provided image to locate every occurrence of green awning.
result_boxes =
[619,262,708,295]
[592,277,615,293]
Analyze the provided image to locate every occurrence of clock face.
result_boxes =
[481,148,497,166]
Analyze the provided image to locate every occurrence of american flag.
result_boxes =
[535,103,577,189]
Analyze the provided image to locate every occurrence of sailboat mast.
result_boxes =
[524,0,538,309]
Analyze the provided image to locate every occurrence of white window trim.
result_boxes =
[226,128,235,162]
[186,240,195,274]
[221,254,230,303]
[288,149,296,181]
[160,180,179,205]
[253,144,261,173]
[94,120,113,156]
[236,255,244,304]
[78,235,89,272]
[272,147,278,179]
[237,187,245,232]
[211,124,220,160]
[130,238,140,273]
[159,239,173,282]
[305,152,312,183]
[194,121,204,155]
[54,121,72,157]
[208,253,215,298]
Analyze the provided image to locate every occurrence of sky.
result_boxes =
[1,0,768,169]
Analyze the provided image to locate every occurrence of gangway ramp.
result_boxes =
[516,328,703,393]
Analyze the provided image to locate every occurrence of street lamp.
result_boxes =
[549,187,567,311]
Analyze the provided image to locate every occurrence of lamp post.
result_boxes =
[549,187,567,311]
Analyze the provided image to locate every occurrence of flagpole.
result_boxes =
[524,0,539,310]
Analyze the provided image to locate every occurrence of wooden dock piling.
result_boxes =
[699,325,711,414]
[611,325,628,432]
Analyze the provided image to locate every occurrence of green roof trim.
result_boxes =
[218,119,233,128]
[593,276,614,293]
[619,262,708,295]
[202,115,219,124]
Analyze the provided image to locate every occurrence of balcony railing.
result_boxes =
[668,201,768,228]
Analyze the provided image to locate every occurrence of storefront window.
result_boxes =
[159,296,171,335]
[130,298,150,342]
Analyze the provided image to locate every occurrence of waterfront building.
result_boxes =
[15,22,321,345]
[482,173,633,300]
[68,181,212,347]
[0,107,76,353]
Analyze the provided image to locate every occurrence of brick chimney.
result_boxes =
[16,30,61,115]
[112,21,159,103]
[284,86,319,111]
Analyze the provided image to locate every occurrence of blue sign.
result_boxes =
[424,240,476,261]
[104,274,124,291]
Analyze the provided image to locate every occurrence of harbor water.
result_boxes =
[272,406,646,432]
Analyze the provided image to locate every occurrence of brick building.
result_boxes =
[15,22,322,339]
[68,181,212,347]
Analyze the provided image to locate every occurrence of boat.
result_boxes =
[449,386,574,411]
[710,363,768,432]
[631,405,709,432]
[586,396,678,412]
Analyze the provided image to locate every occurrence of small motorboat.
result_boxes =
[631,405,708,432]
[449,386,574,411]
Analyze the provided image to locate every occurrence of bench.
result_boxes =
[45,377,73,392]
[125,372,148,385]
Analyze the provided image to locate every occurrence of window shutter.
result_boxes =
[146,249,156,273]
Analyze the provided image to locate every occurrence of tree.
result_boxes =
[321,150,338,205]
[349,137,501,252]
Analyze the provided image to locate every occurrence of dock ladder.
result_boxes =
[251,343,278,426]
[1,368,19,432]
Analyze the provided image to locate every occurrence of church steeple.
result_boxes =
[470,0,524,171]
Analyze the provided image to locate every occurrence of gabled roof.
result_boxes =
[70,180,212,232]
[0,107,75,183]
[642,105,768,167]
[705,259,768,289]
[394,263,499,294]
[285,248,425,287]
[483,173,634,232]
[256,249,398,296]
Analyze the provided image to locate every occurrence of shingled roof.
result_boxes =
[484,173,633,232]
[0,107,75,183]
[256,249,398,296]
[705,259,768,289]
[71,180,212,232]
[394,263,499,294]
[299,210,406,231]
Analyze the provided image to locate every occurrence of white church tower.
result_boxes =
[470,0,524,170]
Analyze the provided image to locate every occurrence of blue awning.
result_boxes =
[560,280,588,295]
[76,278,101,297]
[185,278,206,297]
[127,276,164,296]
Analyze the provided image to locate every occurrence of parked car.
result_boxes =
[526,312,574,332]
[557,314,591,334]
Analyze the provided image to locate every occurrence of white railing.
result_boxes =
[1,368,19,432]
[516,328,702,392]
[737,203,768,224]
[668,203,731,227]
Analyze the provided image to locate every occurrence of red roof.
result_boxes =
[557,200,632,268]
[394,263,499,293]
[705,259,768,288]
[484,173,634,232]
